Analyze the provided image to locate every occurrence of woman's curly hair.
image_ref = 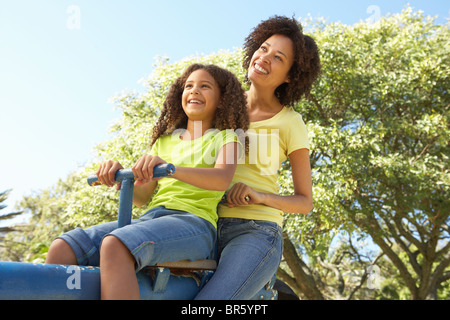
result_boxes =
[243,16,321,107]
[151,64,249,147]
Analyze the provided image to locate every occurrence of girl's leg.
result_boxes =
[45,238,78,265]
[46,221,119,266]
[100,235,139,300]
[109,207,216,272]
[194,218,283,300]
[100,207,215,299]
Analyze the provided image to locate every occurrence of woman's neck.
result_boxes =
[247,85,283,122]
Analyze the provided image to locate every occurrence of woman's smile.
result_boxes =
[253,62,269,75]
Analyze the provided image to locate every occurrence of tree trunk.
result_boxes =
[280,233,325,300]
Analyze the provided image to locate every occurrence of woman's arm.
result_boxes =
[226,148,313,214]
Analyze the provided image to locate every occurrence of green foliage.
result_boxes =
[283,7,449,299]
[0,190,23,222]
[1,176,77,262]
[2,8,448,299]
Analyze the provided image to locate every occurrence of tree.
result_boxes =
[0,189,22,228]
[0,189,24,259]
[280,8,449,300]
[2,8,448,300]
[0,190,23,237]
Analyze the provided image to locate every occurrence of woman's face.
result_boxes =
[248,34,294,91]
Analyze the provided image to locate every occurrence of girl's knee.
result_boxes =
[48,238,67,252]
[46,239,77,265]
[100,235,134,263]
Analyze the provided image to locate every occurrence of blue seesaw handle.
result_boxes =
[87,163,175,228]
[87,163,175,186]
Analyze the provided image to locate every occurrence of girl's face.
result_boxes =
[248,34,294,91]
[182,69,221,125]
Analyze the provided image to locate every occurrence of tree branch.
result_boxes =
[277,267,301,296]
[372,233,419,298]
[282,233,325,300]
[317,257,345,295]
[430,250,450,294]
[385,215,423,276]
[308,94,329,125]
[351,213,419,298]
[392,213,426,257]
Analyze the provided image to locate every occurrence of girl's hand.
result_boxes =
[96,160,124,189]
[132,155,167,187]
[226,182,264,207]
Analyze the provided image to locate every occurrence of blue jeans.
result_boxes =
[194,218,283,300]
[57,206,216,272]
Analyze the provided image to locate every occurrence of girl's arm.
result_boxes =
[132,180,158,207]
[95,160,158,207]
[226,148,313,214]
[131,142,239,205]
[172,142,239,191]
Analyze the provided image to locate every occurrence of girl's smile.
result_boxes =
[187,99,204,105]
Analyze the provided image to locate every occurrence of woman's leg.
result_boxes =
[195,218,283,300]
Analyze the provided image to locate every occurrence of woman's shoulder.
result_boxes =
[275,107,306,129]
[283,106,304,119]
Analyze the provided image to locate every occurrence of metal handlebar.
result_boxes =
[87,163,175,227]
[87,164,175,186]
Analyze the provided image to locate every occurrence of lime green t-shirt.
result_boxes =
[148,129,238,228]
[218,107,310,226]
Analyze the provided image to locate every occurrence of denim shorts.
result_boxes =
[194,218,283,300]
[57,206,216,272]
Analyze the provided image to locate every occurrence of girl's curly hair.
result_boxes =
[243,16,321,107]
[151,64,249,147]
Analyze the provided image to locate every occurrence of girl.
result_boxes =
[195,16,321,300]
[45,64,249,300]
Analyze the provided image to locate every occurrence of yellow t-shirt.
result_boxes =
[149,129,239,228]
[218,107,310,226]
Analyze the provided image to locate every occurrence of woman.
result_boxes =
[195,16,321,300]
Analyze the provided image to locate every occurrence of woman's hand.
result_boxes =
[96,160,124,189]
[226,182,264,207]
[132,155,167,187]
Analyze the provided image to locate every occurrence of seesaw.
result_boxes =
[0,164,277,300]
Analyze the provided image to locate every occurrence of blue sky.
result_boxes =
[0,0,448,219]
